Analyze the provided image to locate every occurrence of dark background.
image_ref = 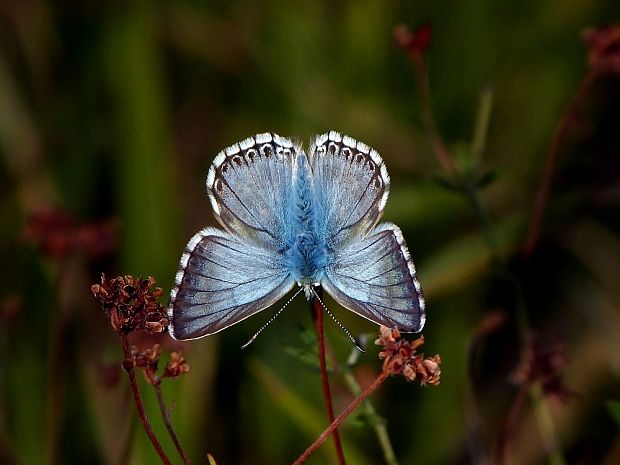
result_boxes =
[1,1,619,464]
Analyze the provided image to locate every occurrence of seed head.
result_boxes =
[375,326,441,386]
[91,274,168,335]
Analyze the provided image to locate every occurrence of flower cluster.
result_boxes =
[375,326,441,385]
[91,274,169,334]
[129,344,190,385]
[583,24,620,76]
[24,207,116,259]
[394,23,433,57]
[510,334,574,400]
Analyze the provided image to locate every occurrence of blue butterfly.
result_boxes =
[168,132,425,340]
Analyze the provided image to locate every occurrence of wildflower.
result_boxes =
[375,326,441,385]
[91,274,169,335]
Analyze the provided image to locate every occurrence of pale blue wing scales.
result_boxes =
[206,133,297,248]
[321,223,425,332]
[309,131,390,246]
[169,227,295,340]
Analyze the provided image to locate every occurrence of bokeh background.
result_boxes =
[1,1,620,464]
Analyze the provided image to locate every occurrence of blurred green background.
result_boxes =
[1,1,620,464]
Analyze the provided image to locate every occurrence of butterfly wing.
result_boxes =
[207,133,297,248]
[169,227,295,340]
[309,131,390,246]
[321,222,425,332]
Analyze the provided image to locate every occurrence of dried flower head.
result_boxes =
[375,326,441,386]
[511,333,574,400]
[583,24,620,76]
[24,207,117,260]
[163,351,190,379]
[395,23,433,56]
[91,274,169,335]
[129,344,162,384]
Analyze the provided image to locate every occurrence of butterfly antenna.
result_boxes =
[241,287,304,349]
[311,288,365,353]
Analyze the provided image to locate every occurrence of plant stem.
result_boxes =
[294,371,389,465]
[153,383,192,465]
[410,52,459,182]
[341,367,398,465]
[522,69,598,257]
[119,335,172,465]
[410,52,497,254]
[471,86,494,165]
[407,42,567,465]
[312,287,346,465]
[530,383,567,465]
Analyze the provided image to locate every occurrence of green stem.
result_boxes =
[471,86,494,165]
[529,383,567,465]
[463,184,497,253]
[342,369,398,465]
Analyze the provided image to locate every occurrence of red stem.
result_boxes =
[153,382,193,465]
[294,371,390,465]
[120,336,172,465]
[312,288,346,465]
[522,69,598,256]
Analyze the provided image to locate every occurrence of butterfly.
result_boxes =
[168,132,425,341]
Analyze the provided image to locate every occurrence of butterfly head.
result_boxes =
[302,283,320,301]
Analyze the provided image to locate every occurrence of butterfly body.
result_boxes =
[169,132,425,341]
[284,152,328,289]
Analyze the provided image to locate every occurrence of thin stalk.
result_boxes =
[410,49,498,254]
[471,86,494,165]
[522,70,598,256]
[153,383,192,465]
[294,371,389,465]
[311,288,346,465]
[119,336,172,465]
[463,184,497,253]
[407,44,567,465]
[410,53,459,182]
[341,369,398,465]
[529,383,567,465]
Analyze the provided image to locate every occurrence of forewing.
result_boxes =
[309,131,390,246]
[321,223,425,332]
[169,227,295,340]
[206,133,297,247]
